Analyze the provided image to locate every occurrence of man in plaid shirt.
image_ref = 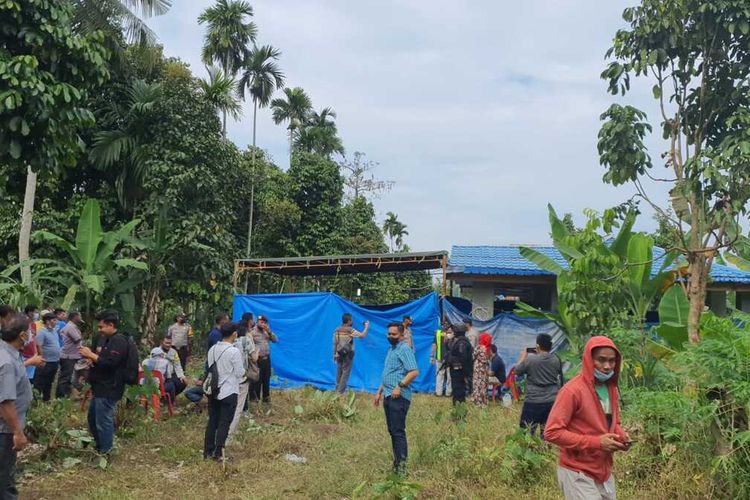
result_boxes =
[374,322,419,474]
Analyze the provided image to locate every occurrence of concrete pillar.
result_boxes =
[471,282,495,320]
[707,290,728,317]
[736,291,750,313]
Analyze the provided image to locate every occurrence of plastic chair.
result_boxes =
[493,367,519,402]
[140,370,174,421]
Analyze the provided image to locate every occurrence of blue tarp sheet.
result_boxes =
[232,292,440,394]
[441,300,565,374]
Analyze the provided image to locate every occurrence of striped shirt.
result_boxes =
[381,341,418,400]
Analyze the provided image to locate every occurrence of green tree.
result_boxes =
[287,152,343,255]
[597,0,750,343]
[89,79,162,212]
[73,0,171,46]
[198,0,256,136]
[296,107,345,158]
[0,0,110,287]
[198,66,243,126]
[238,44,285,256]
[271,87,313,164]
[383,212,409,252]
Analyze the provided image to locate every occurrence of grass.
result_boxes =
[19,387,712,499]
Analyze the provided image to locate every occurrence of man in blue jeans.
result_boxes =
[79,311,128,454]
[374,322,419,474]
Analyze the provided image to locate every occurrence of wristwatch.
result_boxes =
[398,381,407,388]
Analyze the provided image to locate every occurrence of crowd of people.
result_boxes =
[0,303,630,500]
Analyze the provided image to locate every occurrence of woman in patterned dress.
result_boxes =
[472,332,493,406]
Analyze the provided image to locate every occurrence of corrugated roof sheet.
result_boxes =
[448,245,750,284]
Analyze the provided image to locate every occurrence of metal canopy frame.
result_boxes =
[234,250,449,294]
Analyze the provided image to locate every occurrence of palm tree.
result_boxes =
[296,107,345,158]
[271,87,313,164]
[199,66,243,125]
[383,212,409,252]
[198,0,257,136]
[73,0,172,45]
[89,80,162,212]
[238,45,285,256]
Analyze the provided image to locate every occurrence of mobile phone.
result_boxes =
[526,347,537,354]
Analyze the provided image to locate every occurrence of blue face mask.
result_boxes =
[594,368,614,382]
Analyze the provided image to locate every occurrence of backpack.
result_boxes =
[121,335,140,385]
[203,346,230,398]
[335,326,355,360]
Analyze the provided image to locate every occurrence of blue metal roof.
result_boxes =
[448,245,750,285]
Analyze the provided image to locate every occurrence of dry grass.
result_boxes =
[19,387,711,500]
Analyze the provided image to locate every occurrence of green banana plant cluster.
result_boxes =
[517,204,680,345]
[31,199,148,326]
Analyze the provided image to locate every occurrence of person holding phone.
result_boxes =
[545,336,630,500]
[333,313,369,394]
[250,315,277,404]
[515,333,562,434]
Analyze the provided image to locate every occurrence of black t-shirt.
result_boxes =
[88,333,129,400]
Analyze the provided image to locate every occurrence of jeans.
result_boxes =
[184,385,204,404]
[87,397,117,453]
[251,356,271,402]
[335,353,354,394]
[383,396,411,473]
[33,361,59,401]
[0,433,18,500]
[435,363,452,396]
[204,393,238,459]
[450,368,468,405]
[56,358,78,398]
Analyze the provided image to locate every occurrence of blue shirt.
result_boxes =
[207,327,222,349]
[0,341,33,432]
[54,320,67,347]
[491,354,506,383]
[381,342,418,400]
[37,327,61,362]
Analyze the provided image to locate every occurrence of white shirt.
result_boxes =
[207,341,244,400]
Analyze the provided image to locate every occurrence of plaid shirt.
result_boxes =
[381,341,418,400]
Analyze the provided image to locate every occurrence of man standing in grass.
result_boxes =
[333,313,369,394]
[545,336,631,500]
[34,312,60,401]
[375,322,419,474]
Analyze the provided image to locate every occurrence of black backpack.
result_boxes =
[203,346,230,398]
[121,335,140,385]
[447,337,471,369]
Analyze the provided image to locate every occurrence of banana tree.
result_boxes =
[32,199,148,326]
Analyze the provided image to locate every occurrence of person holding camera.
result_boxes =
[515,333,562,435]
[333,313,369,394]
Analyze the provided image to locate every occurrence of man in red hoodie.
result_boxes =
[544,336,630,500]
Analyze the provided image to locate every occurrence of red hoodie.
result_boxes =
[544,336,628,484]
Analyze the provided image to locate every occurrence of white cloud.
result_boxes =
[149,0,672,252]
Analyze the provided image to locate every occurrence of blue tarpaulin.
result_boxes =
[441,300,565,374]
[232,292,440,394]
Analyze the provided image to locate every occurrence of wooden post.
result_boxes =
[441,255,448,297]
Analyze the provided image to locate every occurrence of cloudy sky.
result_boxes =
[150,0,670,252]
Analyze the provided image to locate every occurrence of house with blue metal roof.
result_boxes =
[446,245,750,319]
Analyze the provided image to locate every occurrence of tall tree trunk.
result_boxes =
[222,110,227,138]
[289,128,294,167]
[246,98,258,257]
[686,253,707,344]
[19,166,37,287]
[139,283,161,348]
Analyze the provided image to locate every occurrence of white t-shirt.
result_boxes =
[207,342,244,400]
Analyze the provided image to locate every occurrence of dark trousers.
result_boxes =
[450,368,468,405]
[335,353,354,394]
[204,393,238,459]
[56,358,78,398]
[33,361,59,401]
[0,433,18,500]
[383,396,411,473]
[520,401,555,436]
[251,356,271,402]
[170,375,187,396]
[87,397,117,453]
[176,346,189,372]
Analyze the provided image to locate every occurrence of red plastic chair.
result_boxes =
[140,370,174,421]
